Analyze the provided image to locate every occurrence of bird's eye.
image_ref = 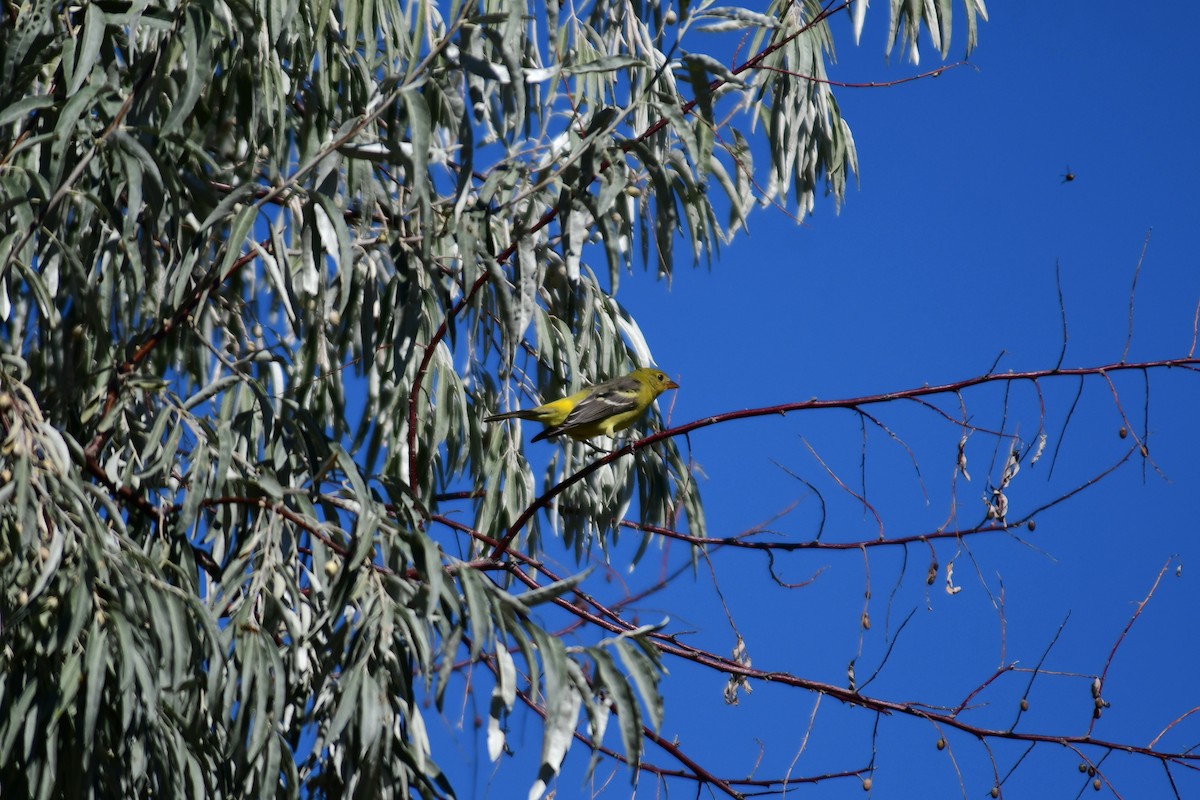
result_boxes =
[656,372,664,381]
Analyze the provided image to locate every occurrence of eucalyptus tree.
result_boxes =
[28,0,1182,797]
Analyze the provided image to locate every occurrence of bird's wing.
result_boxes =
[558,376,642,428]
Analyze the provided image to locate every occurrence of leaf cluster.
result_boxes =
[0,0,981,796]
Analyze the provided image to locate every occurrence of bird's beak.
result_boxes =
[666,379,679,390]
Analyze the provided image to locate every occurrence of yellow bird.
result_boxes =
[485,367,679,442]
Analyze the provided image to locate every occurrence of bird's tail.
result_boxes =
[483,409,540,423]
[529,426,563,443]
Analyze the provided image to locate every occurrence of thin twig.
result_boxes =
[1088,558,1176,737]
[1122,229,1153,362]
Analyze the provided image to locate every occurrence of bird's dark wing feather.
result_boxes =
[558,377,641,427]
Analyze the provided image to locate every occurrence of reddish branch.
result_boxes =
[490,358,1196,558]
[483,530,1199,796]
[647,357,1199,443]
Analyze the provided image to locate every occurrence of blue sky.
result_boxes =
[430,4,1200,797]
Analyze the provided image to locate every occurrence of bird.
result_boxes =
[484,367,679,442]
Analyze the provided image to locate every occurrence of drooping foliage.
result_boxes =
[0,0,984,796]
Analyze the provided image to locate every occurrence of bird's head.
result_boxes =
[634,367,679,395]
